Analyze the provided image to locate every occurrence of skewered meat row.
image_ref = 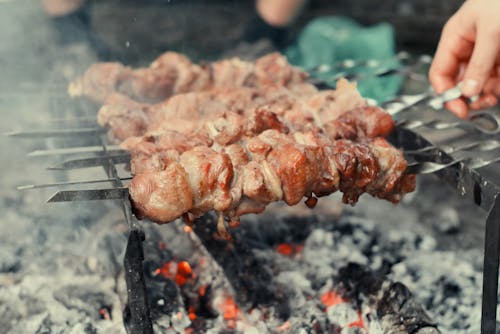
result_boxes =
[121,103,395,175]
[124,108,415,234]
[68,52,315,104]
[70,51,416,234]
[97,79,393,143]
[128,128,415,234]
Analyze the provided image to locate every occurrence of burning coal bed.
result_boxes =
[0,173,489,334]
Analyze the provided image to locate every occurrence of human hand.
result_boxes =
[429,0,500,118]
[42,0,85,17]
[256,0,307,27]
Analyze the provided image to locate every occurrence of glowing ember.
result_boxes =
[98,307,111,320]
[199,285,207,297]
[177,261,192,277]
[222,297,239,320]
[219,296,240,330]
[276,243,304,257]
[348,311,365,329]
[176,261,193,286]
[276,243,294,256]
[320,290,347,308]
[183,225,193,233]
[154,260,194,286]
[154,262,174,279]
[188,306,197,321]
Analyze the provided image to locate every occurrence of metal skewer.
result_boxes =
[405,139,500,155]
[398,118,500,136]
[47,153,131,170]
[5,128,106,138]
[18,177,132,190]
[47,187,129,202]
[28,145,123,157]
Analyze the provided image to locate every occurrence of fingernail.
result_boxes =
[461,79,480,96]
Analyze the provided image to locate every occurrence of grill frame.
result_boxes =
[389,126,500,334]
[95,134,153,334]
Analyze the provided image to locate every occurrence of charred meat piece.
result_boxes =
[324,106,395,140]
[125,109,414,226]
[128,130,414,225]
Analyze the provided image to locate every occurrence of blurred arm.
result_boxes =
[429,0,500,118]
[41,0,85,17]
[256,0,307,27]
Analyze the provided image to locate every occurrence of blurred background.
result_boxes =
[2,0,463,80]
[83,0,462,61]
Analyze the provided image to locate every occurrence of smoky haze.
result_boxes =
[0,2,126,332]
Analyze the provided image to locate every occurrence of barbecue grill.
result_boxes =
[4,0,500,332]
[8,52,500,333]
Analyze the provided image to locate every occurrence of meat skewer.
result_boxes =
[97,79,393,143]
[126,110,415,237]
[68,52,315,104]
[70,51,416,237]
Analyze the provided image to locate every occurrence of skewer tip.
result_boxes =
[17,185,34,190]
[4,131,19,137]
[46,166,64,171]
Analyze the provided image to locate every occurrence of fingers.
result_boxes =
[445,98,469,119]
[429,16,474,93]
[429,25,461,93]
[430,1,500,118]
[462,24,500,96]
[483,75,500,96]
[469,94,498,110]
[445,94,498,119]
[445,93,498,118]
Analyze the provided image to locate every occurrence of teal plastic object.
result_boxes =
[286,16,403,103]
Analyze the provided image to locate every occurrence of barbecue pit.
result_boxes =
[2,1,500,334]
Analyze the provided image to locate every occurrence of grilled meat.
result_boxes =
[125,109,415,228]
[71,52,415,234]
[98,79,391,143]
[68,52,314,104]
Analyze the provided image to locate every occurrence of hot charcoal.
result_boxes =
[121,207,447,333]
[192,214,289,312]
[40,200,423,333]
[336,263,438,333]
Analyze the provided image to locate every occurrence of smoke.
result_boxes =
[0,3,123,332]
